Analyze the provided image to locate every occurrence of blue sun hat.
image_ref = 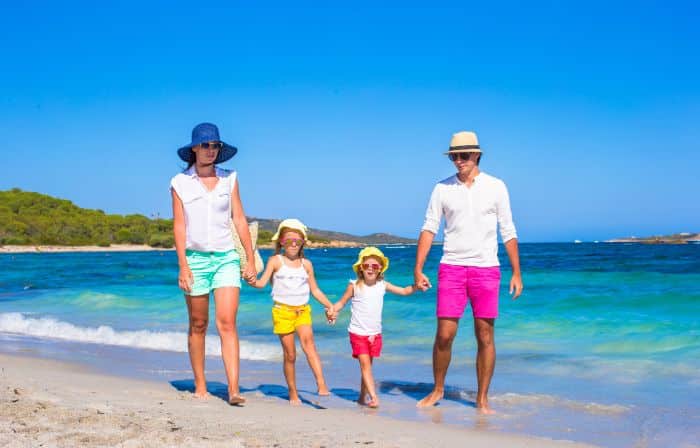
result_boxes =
[177,122,238,164]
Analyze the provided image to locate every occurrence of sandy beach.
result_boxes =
[0,354,594,448]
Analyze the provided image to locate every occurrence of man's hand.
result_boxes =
[414,271,432,292]
[509,273,523,300]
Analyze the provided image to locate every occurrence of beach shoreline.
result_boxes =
[0,353,594,448]
[0,240,368,254]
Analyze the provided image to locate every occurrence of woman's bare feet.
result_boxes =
[193,390,210,399]
[289,391,302,405]
[357,394,367,406]
[228,393,246,405]
[416,389,444,407]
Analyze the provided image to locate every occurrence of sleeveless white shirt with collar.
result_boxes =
[170,166,237,252]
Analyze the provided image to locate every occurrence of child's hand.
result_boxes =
[325,307,337,325]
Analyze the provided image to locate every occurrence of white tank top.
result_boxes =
[348,280,385,336]
[271,255,310,306]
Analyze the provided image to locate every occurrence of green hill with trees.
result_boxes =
[0,189,174,247]
[0,189,414,248]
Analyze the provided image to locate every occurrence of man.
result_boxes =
[414,131,523,413]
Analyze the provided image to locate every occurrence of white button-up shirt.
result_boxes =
[170,167,237,252]
[422,172,517,267]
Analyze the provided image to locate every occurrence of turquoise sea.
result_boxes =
[1,244,698,447]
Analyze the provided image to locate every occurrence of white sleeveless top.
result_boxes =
[348,280,385,336]
[170,167,237,252]
[271,255,310,306]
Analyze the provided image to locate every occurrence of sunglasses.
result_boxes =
[199,142,223,150]
[361,263,382,271]
[281,238,304,247]
[448,152,478,161]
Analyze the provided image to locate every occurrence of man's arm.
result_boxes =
[504,238,522,299]
[414,230,435,291]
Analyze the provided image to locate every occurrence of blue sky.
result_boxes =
[2,1,698,242]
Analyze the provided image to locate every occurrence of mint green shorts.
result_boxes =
[185,249,241,296]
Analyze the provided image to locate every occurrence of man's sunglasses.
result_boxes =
[199,142,223,150]
[448,152,478,161]
[361,263,382,271]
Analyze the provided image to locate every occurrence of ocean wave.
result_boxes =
[0,312,279,361]
[492,392,631,415]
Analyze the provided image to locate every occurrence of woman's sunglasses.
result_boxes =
[199,142,223,150]
[281,238,304,247]
[361,263,382,271]
[448,152,478,161]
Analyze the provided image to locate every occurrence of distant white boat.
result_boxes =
[574,240,582,244]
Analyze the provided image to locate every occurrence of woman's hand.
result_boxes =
[178,265,193,292]
[241,265,257,284]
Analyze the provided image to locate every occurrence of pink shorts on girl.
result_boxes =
[349,332,382,358]
[436,264,501,319]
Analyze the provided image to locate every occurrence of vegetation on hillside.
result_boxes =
[0,189,332,248]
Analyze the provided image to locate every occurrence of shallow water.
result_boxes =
[1,244,699,447]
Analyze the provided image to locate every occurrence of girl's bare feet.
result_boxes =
[317,383,330,396]
[357,394,367,406]
[367,395,380,408]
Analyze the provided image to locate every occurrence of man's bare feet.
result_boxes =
[476,401,496,414]
[228,394,246,405]
[416,389,444,407]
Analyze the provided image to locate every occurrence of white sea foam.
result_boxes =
[492,392,631,415]
[0,313,279,361]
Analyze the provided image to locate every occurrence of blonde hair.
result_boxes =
[274,228,306,258]
[355,255,385,289]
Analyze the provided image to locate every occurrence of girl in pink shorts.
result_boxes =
[332,247,416,408]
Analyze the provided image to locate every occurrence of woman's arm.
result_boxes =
[231,178,256,283]
[332,283,355,313]
[249,256,278,289]
[172,189,192,292]
[385,280,416,296]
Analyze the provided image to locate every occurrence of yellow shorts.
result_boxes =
[272,302,312,334]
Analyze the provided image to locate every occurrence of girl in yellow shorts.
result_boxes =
[248,219,336,405]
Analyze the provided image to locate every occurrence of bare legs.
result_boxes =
[279,324,329,405]
[416,318,458,407]
[214,287,244,404]
[185,287,243,403]
[357,354,379,407]
[186,294,210,398]
[417,317,496,412]
[474,318,495,413]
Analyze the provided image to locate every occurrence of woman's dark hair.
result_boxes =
[186,151,196,170]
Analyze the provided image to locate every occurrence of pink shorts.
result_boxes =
[436,264,501,319]
[349,332,382,358]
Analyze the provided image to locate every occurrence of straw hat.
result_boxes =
[352,246,390,274]
[271,218,309,243]
[444,131,482,154]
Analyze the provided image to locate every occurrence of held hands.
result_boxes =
[178,265,193,293]
[413,271,432,292]
[325,306,338,325]
[241,265,257,285]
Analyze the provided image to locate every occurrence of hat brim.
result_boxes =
[444,149,482,154]
[271,227,309,243]
[352,253,390,274]
[177,143,238,164]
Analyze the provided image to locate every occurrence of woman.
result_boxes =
[170,122,256,405]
